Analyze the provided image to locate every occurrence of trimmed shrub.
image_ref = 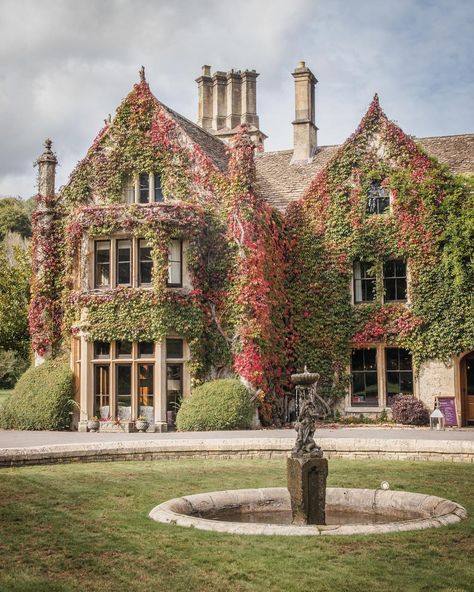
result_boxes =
[0,356,74,430]
[176,378,255,431]
[391,395,429,426]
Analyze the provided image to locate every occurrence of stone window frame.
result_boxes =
[346,343,416,412]
[90,236,189,291]
[123,172,164,204]
[350,259,411,306]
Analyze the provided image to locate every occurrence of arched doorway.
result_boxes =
[460,352,474,425]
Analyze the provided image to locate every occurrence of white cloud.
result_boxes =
[0,0,472,198]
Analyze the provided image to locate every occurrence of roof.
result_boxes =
[255,133,474,211]
[162,105,229,172]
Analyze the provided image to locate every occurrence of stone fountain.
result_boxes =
[149,368,467,536]
[287,366,327,525]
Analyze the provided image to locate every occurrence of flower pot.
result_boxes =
[135,419,149,433]
[87,419,100,432]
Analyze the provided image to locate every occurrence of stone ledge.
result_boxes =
[1,437,474,467]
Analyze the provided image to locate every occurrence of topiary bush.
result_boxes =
[0,356,74,430]
[176,378,255,431]
[391,395,429,426]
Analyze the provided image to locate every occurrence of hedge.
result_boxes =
[176,378,255,431]
[0,356,74,430]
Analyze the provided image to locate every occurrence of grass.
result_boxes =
[0,388,13,407]
[0,458,473,592]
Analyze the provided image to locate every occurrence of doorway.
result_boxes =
[461,352,474,425]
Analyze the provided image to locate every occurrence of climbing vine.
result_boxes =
[286,95,474,403]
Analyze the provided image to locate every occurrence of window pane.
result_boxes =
[167,240,182,286]
[124,177,135,204]
[383,260,394,277]
[352,373,365,396]
[386,348,399,370]
[139,239,153,285]
[354,279,363,303]
[400,373,413,394]
[351,349,378,406]
[154,173,164,202]
[363,278,376,301]
[138,342,154,357]
[116,240,131,285]
[116,365,132,419]
[384,278,396,301]
[116,341,132,357]
[95,241,110,288]
[386,371,400,395]
[94,365,110,418]
[139,173,149,203]
[399,348,412,370]
[138,364,154,405]
[166,363,183,411]
[94,341,110,359]
[166,338,183,359]
[364,348,377,370]
[396,278,407,301]
[351,349,364,371]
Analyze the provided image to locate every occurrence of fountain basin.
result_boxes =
[149,487,467,536]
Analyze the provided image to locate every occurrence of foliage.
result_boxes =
[0,356,73,430]
[391,394,430,425]
[0,244,31,357]
[0,348,29,388]
[176,378,255,430]
[286,95,474,405]
[0,197,32,240]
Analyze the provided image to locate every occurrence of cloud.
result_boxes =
[0,0,472,198]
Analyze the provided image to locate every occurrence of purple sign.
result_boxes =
[437,397,458,427]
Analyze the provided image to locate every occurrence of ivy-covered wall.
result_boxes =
[29,80,473,421]
[285,95,474,405]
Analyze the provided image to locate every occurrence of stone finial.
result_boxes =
[139,65,146,82]
[37,138,57,165]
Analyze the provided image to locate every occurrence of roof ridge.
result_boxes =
[417,133,474,140]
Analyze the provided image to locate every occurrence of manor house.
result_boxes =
[32,62,474,431]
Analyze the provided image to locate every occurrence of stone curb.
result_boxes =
[149,487,468,536]
[1,437,474,467]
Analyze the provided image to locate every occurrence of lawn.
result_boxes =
[0,388,12,407]
[0,458,473,592]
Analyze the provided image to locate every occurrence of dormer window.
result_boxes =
[367,182,390,215]
[123,173,164,204]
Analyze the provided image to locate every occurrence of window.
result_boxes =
[367,182,390,215]
[139,239,153,285]
[122,173,165,204]
[154,173,164,202]
[383,260,407,302]
[94,241,111,288]
[385,348,413,406]
[353,261,376,303]
[92,341,157,422]
[351,348,378,406]
[139,173,150,204]
[116,239,132,286]
[166,338,183,359]
[167,239,182,287]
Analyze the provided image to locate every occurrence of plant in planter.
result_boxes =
[87,416,100,432]
[135,416,149,433]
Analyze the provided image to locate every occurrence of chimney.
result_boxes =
[196,65,213,130]
[212,71,227,131]
[291,61,318,163]
[226,69,242,130]
[241,70,259,128]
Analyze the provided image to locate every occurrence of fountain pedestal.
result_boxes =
[287,455,328,525]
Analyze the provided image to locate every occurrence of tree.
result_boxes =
[0,197,32,240]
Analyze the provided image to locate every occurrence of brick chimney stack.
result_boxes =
[291,61,318,163]
[241,70,259,128]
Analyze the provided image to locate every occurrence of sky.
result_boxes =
[0,0,473,198]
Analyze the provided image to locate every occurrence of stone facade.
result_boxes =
[32,62,474,430]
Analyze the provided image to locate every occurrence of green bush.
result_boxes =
[176,378,255,431]
[0,356,74,430]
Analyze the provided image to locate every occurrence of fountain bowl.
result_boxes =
[149,487,467,536]
[291,371,320,386]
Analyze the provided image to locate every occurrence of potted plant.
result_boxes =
[87,416,100,432]
[135,416,149,433]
